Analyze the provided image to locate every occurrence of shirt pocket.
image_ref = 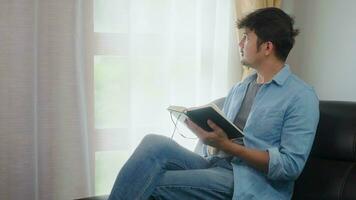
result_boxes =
[250,107,284,140]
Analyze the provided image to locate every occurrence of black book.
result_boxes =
[167,103,244,139]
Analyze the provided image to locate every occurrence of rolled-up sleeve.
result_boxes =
[266,90,319,181]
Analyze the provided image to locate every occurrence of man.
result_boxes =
[108,7,319,200]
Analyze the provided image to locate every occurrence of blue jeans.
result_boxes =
[108,134,234,200]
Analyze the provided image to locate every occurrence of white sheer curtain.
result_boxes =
[93,0,241,194]
[0,0,241,199]
[0,0,92,199]
[93,0,241,152]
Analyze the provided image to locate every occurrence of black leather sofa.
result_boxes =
[77,101,356,200]
[292,101,356,200]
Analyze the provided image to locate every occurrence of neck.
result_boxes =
[255,59,285,84]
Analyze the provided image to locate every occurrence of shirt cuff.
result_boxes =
[266,146,281,180]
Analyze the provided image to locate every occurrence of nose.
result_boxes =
[239,38,244,49]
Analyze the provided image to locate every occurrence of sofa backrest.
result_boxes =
[293,101,356,200]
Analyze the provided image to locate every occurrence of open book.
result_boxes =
[167,103,244,139]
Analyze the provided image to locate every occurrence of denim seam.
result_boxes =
[138,157,161,200]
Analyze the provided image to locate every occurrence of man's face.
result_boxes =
[239,29,264,69]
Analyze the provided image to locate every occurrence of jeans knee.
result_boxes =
[142,134,168,146]
[140,134,175,156]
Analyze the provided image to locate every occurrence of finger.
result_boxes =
[187,119,204,132]
[186,119,208,138]
[185,119,195,130]
[207,119,223,132]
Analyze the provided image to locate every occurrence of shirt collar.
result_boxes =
[242,64,291,86]
[272,64,291,86]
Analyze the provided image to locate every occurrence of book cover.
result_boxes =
[167,103,244,139]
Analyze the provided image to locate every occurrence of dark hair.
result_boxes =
[237,7,299,61]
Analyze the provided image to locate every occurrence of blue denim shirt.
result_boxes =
[222,65,319,200]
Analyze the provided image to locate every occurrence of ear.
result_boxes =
[264,41,274,56]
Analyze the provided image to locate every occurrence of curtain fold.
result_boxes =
[234,0,282,79]
[0,0,92,199]
[0,1,36,199]
[36,0,92,199]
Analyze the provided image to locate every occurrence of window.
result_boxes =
[90,0,234,195]
[92,0,200,195]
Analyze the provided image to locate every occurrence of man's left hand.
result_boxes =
[185,118,229,149]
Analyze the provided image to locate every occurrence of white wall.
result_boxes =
[282,0,356,101]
